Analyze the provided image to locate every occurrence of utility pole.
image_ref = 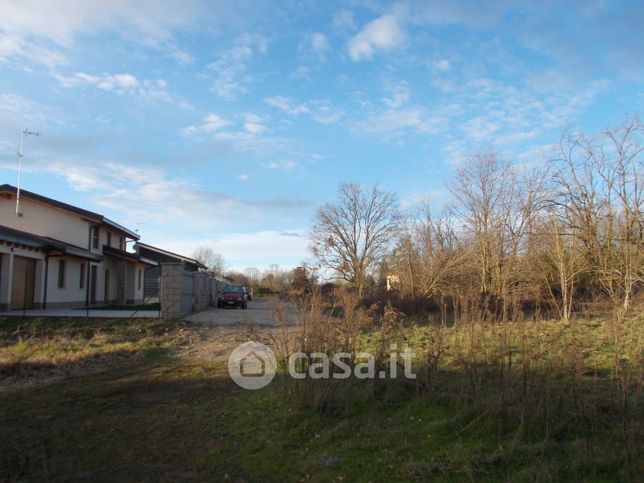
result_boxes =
[16,128,40,216]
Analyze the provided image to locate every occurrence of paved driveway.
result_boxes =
[184,297,298,326]
[0,309,160,318]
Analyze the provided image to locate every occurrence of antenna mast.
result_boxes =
[16,128,40,216]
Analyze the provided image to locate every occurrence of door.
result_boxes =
[10,256,36,310]
[104,269,110,304]
[90,265,97,305]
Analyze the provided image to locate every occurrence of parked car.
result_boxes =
[243,285,252,301]
[218,284,247,309]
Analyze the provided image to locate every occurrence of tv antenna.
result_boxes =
[16,128,40,216]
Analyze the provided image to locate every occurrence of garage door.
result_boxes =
[11,256,36,310]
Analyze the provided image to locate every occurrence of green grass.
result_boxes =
[0,315,641,481]
[0,317,189,388]
[1,357,638,482]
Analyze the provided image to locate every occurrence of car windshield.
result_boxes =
[223,285,243,293]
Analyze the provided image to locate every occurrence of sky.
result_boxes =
[0,0,642,272]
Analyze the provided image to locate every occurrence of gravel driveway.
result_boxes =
[180,297,300,361]
[184,297,298,326]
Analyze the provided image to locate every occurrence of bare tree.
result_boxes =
[310,182,403,297]
[244,267,261,284]
[551,116,643,312]
[192,246,226,275]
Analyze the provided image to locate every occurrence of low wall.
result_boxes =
[160,262,224,319]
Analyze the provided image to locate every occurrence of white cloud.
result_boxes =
[348,14,407,61]
[0,1,213,67]
[352,107,442,137]
[182,113,228,136]
[166,48,194,65]
[264,96,343,124]
[264,96,310,115]
[309,102,343,124]
[54,72,174,102]
[202,113,229,132]
[463,116,501,141]
[262,160,298,170]
[494,129,541,145]
[97,73,139,90]
[434,59,451,71]
[242,113,266,134]
[0,93,54,126]
[207,35,268,100]
[310,32,329,54]
[291,65,311,80]
[0,31,68,67]
[383,80,410,108]
[237,173,249,181]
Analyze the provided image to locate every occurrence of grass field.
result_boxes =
[0,313,642,481]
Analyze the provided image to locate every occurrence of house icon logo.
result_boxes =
[228,341,277,390]
[240,351,265,377]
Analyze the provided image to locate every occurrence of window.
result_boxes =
[92,227,100,249]
[58,260,66,288]
[80,263,85,289]
[107,232,112,247]
[138,270,142,290]
[120,236,125,250]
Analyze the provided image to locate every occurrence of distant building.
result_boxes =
[386,274,400,292]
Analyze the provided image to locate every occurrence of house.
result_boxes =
[0,184,154,311]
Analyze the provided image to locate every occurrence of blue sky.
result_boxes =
[0,0,642,271]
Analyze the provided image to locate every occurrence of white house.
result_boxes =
[0,184,154,311]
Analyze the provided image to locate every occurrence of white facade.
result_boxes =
[0,185,149,310]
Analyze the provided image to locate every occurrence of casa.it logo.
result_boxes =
[228,341,277,390]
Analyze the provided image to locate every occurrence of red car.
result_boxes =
[218,284,247,309]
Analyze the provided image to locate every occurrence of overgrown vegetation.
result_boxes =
[268,290,643,481]
[0,294,641,480]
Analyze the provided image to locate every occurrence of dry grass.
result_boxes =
[269,291,644,479]
[0,317,192,391]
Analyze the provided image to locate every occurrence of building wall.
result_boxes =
[125,262,145,304]
[45,256,88,307]
[0,196,93,249]
[0,244,46,310]
[1,195,147,310]
[96,227,127,252]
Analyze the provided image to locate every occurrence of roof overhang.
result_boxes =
[103,245,156,266]
[134,242,207,270]
[102,217,140,240]
[0,225,102,261]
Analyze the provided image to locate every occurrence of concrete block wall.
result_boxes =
[160,262,217,319]
[160,262,184,319]
[192,272,214,313]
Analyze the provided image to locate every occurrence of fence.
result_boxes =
[160,262,227,319]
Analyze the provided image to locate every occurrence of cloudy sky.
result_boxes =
[0,0,642,271]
